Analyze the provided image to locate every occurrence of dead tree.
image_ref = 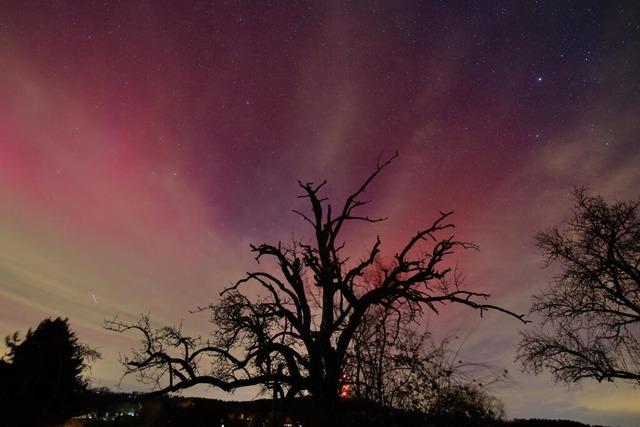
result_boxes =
[518,189,640,384]
[106,152,525,407]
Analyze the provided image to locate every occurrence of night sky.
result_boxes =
[1,1,639,425]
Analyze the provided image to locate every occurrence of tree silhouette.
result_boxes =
[106,152,525,417]
[346,299,506,419]
[518,189,640,384]
[1,317,100,426]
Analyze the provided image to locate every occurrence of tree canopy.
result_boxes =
[347,302,506,419]
[107,152,525,412]
[1,317,100,426]
[518,189,640,384]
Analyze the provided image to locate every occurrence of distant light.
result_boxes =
[536,76,543,82]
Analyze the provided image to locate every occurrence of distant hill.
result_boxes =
[73,391,610,427]
[507,421,607,427]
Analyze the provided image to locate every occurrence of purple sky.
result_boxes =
[1,1,639,425]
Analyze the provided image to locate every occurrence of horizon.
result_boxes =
[1,1,639,426]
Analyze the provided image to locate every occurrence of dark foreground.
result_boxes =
[55,393,608,427]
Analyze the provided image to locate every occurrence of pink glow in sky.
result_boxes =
[1,2,639,425]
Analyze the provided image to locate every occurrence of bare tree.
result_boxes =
[518,189,640,384]
[107,152,525,408]
[346,301,507,419]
